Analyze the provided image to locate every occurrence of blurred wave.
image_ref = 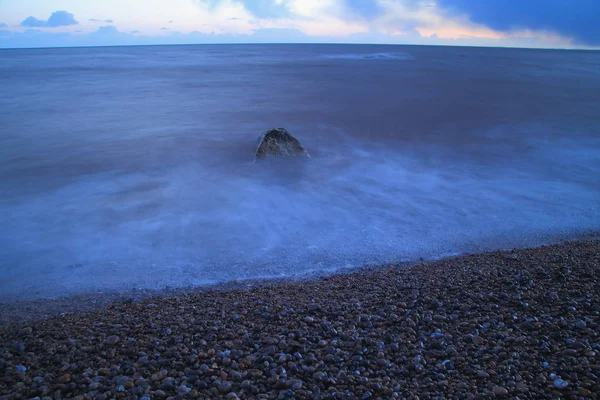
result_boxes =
[0,44,598,301]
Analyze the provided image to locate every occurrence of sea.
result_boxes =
[1,44,599,302]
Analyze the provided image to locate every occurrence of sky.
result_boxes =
[0,0,599,49]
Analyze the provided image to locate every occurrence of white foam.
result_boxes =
[0,126,597,301]
[322,53,414,61]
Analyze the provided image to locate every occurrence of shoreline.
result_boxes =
[1,238,599,398]
[1,232,599,328]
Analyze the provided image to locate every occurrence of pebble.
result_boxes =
[105,335,120,345]
[219,382,233,393]
[177,384,191,394]
[18,327,33,336]
[1,240,599,400]
[575,320,587,329]
[493,386,509,396]
[562,349,578,357]
[578,388,592,397]
[553,379,569,389]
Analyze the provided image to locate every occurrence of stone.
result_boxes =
[177,384,191,394]
[218,381,233,393]
[105,335,120,345]
[503,253,520,260]
[562,349,578,357]
[553,378,569,389]
[1,239,599,400]
[18,327,33,336]
[254,128,309,160]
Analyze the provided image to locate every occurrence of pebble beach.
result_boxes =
[1,239,599,399]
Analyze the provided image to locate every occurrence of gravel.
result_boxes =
[1,239,599,399]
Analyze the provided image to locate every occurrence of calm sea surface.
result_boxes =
[1,44,599,301]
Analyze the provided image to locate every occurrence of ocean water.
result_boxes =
[0,44,599,301]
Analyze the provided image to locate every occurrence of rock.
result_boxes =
[15,365,27,373]
[58,374,72,383]
[254,128,309,160]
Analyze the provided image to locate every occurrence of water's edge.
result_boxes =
[2,231,598,327]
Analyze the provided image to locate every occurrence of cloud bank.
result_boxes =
[20,11,78,28]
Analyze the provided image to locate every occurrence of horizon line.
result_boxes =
[1,41,599,52]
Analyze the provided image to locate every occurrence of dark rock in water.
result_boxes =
[255,128,309,161]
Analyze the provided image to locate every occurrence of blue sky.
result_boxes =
[0,0,598,49]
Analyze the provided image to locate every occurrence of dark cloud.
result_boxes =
[105,19,114,23]
[89,19,101,22]
[0,23,7,28]
[161,27,169,31]
[21,11,78,28]
[437,0,600,45]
